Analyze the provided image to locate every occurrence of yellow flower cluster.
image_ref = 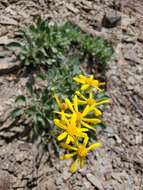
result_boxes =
[54,74,109,173]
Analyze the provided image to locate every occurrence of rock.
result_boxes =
[0,139,5,147]
[83,177,92,189]
[122,35,136,43]
[102,11,121,28]
[55,176,63,186]
[86,173,103,190]
[0,172,11,190]
[90,20,102,32]
[104,126,114,135]
[0,16,18,25]
[111,171,129,184]
[42,179,57,190]
[137,32,143,43]
[18,143,32,151]
[12,179,27,189]
[0,0,9,6]
[0,36,14,45]
[62,170,71,181]
[0,131,15,139]
[114,134,122,144]
[39,0,46,7]
[0,55,21,74]
[122,14,136,29]
[124,49,143,64]
[135,133,142,144]
[7,0,18,3]
[66,4,79,14]
[5,7,17,16]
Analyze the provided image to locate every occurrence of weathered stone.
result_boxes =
[0,16,18,25]
[83,177,91,189]
[0,36,14,45]
[66,4,79,14]
[0,172,11,190]
[0,55,21,74]
[102,11,121,28]
[62,170,71,181]
[137,32,143,43]
[86,173,103,190]
[124,49,143,64]
[44,179,57,190]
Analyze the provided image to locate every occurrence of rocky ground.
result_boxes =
[0,0,143,190]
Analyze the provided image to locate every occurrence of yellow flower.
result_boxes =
[73,74,105,91]
[75,91,109,116]
[54,114,88,144]
[56,95,101,130]
[54,95,68,120]
[60,140,102,173]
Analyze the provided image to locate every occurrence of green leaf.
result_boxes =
[94,123,107,129]
[36,73,47,80]
[94,92,108,100]
[37,114,46,127]
[11,108,23,118]
[15,95,26,105]
[25,106,37,116]
[7,41,22,48]
[26,81,33,94]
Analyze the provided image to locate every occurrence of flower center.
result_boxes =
[67,125,78,136]
[85,78,93,85]
[87,98,96,106]
[60,103,67,111]
[77,146,88,157]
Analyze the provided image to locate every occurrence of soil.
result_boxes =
[0,0,143,190]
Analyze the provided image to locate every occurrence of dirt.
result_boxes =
[0,0,143,190]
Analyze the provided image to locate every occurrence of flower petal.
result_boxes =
[73,95,78,112]
[99,82,106,86]
[54,95,61,108]
[90,75,94,79]
[89,92,92,99]
[81,121,95,131]
[71,113,76,126]
[57,132,67,141]
[76,91,87,100]
[55,111,71,117]
[83,134,89,146]
[87,142,102,152]
[80,158,85,169]
[96,99,110,105]
[82,105,90,116]
[66,135,72,144]
[54,119,66,129]
[61,111,67,120]
[73,77,85,84]
[94,108,102,117]
[82,104,97,116]
[95,86,103,91]
[65,98,74,112]
[82,118,101,124]
[81,84,89,91]
[71,158,79,173]
[81,128,89,132]
[77,100,86,105]
[60,153,77,160]
[60,143,77,151]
